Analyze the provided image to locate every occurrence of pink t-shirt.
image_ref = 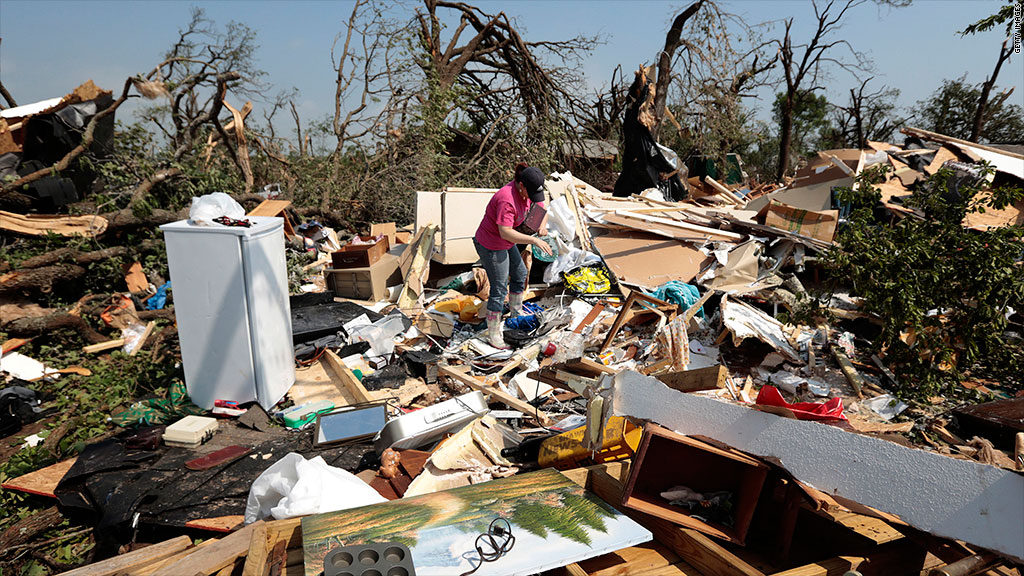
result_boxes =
[475,181,538,251]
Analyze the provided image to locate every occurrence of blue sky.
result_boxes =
[1,0,1020,139]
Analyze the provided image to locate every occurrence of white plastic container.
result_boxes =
[160,216,295,410]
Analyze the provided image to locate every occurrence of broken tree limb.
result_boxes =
[1,77,132,199]
[0,211,108,238]
[2,309,106,344]
[128,167,183,208]
[102,208,188,234]
[20,239,163,269]
[0,265,87,296]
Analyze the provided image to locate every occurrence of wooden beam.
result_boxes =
[54,536,192,576]
[151,521,262,576]
[615,210,744,241]
[901,127,1024,161]
[439,365,553,426]
[128,321,156,356]
[83,338,125,353]
[322,350,372,404]
[241,522,269,576]
[768,539,930,576]
[832,349,864,399]
[655,365,730,394]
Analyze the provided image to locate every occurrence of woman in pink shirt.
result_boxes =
[474,163,553,348]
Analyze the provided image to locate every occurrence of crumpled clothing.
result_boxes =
[646,281,703,318]
[110,381,205,427]
[146,282,170,310]
[655,316,690,370]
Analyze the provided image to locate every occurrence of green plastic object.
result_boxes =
[531,235,558,263]
[280,400,335,428]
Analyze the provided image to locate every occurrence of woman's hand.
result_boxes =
[532,237,553,256]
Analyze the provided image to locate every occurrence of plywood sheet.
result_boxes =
[593,232,711,287]
[288,360,356,407]
[1,457,77,498]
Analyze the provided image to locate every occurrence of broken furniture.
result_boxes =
[325,253,402,302]
[331,235,390,269]
[622,423,768,545]
[161,216,295,410]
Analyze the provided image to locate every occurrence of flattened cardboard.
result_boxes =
[592,232,711,286]
[760,200,838,243]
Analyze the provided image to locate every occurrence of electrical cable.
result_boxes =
[458,517,515,576]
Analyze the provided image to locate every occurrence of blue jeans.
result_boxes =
[474,238,527,313]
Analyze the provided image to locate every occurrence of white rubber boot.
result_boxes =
[486,310,508,349]
[508,292,524,317]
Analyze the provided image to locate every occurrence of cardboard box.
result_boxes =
[415,188,496,264]
[331,235,390,269]
[622,423,768,545]
[325,253,402,302]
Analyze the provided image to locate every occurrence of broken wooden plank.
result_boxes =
[397,224,437,309]
[55,535,192,576]
[655,365,730,394]
[832,348,864,398]
[614,210,744,241]
[184,516,245,533]
[322,349,372,404]
[439,364,553,426]
[128,321,156,357]
[247,199,295,237]
[83,338,126,353]
[1,458,77,498]
[241,522,269,576]
[151,521,262,576]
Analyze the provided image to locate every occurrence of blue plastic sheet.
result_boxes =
[146,282,170,310]
[645,281,703,318]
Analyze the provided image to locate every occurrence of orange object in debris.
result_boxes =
[433,295,483,323]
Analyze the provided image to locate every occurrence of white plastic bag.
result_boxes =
[542,236,601,284]
[244,453,386,523]
[547,195,576,242]
[189,192,245,226]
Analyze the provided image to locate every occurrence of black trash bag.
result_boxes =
[613,74,689,202]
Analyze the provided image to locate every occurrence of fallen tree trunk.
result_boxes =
[0,264,86,296]
[2,310,106,343]
[102,208,187,234]
[0,507,64,550]
[19,239,163,270]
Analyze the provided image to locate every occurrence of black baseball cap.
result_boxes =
[517,166,546,202]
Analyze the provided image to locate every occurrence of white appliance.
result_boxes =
[160,216,295,410]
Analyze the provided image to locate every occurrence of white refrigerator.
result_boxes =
[160,216,295,410]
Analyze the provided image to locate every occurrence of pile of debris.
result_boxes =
[2,127,1023,576]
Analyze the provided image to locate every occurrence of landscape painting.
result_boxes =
[302,468,652,576]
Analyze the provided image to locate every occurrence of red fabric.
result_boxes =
[475,181,531,251]
[755,385,847,421]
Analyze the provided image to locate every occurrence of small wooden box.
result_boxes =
[622,423,768,545]
[331,235,390,269]
[325,253,402,302]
